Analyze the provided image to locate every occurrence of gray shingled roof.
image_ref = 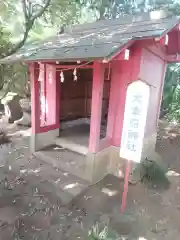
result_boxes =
[1,11,180,63]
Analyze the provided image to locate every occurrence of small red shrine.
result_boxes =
[1,10,180,182]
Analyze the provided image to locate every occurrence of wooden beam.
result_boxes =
[106,61,120,139]
[56,65,93,69]
[30,62,40,134]
[39,63,46,126]
[166,54,180,62]
[32,62,94,70]
[45,64,57,125]
[145,44,166,61]
[89,61,105,153]
[156,62,167,126]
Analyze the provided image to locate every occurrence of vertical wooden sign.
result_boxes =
[120,80,150,213]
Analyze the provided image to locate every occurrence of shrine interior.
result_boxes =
[57,65,111,151]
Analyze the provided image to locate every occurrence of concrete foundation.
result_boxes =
[30,128,59,152]
[128,132,157,183]
[33,130,157,184]
[85,147,111,182]
[108,132,157,183]
[82,131,157,182]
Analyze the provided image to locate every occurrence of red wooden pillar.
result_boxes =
[30,62,40,134]
[45,64,58,126]
[112,67,128,146]
[156,62,167,126]
[39,64,60,132]
[39,63,46,127]
[89,61,105,153]
[106,61,120,140]
[30,62,60,152]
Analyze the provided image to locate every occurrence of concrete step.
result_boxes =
[55,137,88,155]
[34,145,89,189]
[35,146,87,180]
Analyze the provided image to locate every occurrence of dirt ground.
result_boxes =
[0,120,180,239]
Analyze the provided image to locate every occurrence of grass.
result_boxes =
[88,223,120,240]
[141,157,170,189]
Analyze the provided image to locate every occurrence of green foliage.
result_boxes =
[0,0,82,42]
[167,85,180,122]
[0,25,28,97]
[79,0,180,20]
[141,158,170,188]
[0,0,82,97]
[46,0,81,26]
[161,64,180,123]
[88,223,119,240]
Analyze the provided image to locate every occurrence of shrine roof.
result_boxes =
[1,10,180,63]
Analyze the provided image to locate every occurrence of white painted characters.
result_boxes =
[120,80,150,163]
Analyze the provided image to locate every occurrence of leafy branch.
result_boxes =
[6,0,51,57]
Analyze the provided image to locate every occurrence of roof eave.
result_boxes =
[154,20,180,42]
[103,39,135,62]
[25,56,104,64]
[0,56,105,65]
[103,35,162,62]
[105,23,180,62]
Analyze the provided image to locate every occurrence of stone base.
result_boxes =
[30,129,59,152]
[85,147,111,182]
[108,133,157,184]
[89,132,158,184]
[31,131,158,184]
[128,132,157,184]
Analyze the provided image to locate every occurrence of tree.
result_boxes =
[0,0,82,97]
[1,0,52,57]
[1,0,82,43]
[0,1,52,97]
[44,0,81,26]
[160,64,180,121]
[79,0,180,20]
[160,65,178,117]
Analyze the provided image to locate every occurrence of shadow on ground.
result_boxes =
[0,120,179,239]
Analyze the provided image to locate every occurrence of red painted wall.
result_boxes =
[58,68,110,121]
[112,45,142,146]
[60,69,87,120]
[168,30,179,55]
[139,48,166,137]
[111,43,166,147]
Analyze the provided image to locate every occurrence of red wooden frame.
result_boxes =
[56,65,93,69]
[88,61,105,153]
[98,137,111,151]
[156,62,167,127]
[30,63,60,134]
[30,62,40,134]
